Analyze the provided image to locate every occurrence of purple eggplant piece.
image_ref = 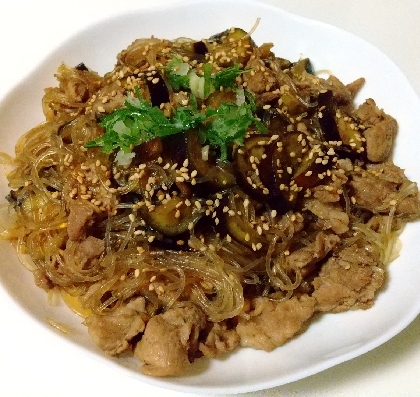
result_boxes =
[145,71,170,107]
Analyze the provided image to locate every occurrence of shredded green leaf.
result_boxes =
[203,63,215,99]
[85,89,264,161]
[212,63,246,91]
[204,102,263,160]
[166,56,190,91]
[85,97,204,154]
[165,57,249,99]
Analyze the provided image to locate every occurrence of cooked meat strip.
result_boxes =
[304,198,349,234]
[77,235,105,259]
[356,98,398,162]
[345,77,365,100]
[286,232,340,277]
[90,82,126,115]
[350,162,420,215]
[85,297,148,356]
[243,52,278,94]
[367,162,406,184]
[312,186,341,203]
[33,268,54,291]
[236,295,316,351]
[118,37,173,68]
[62,236,105,277]
[312,241,385,312]
[67,202,94,241]
[57,64,103,103]
[312,170,348,203]
[199,322,240,358]
[325,75,354,105]
[134,302,206,377]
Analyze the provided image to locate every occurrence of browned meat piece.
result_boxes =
[199,322,240,358]
[325,75,365,105]
[136,316,189,377]
[286,232,340,277]
[243,54,278,94]
[118,37,172,68]
[256,90,281,106]
[62,77,89,103]
[356,98,386,126]
[364,119,397,163]
[312,186,341,203]
[236,295,316,351]
[312,170,348,203]
[134,302,206,377]
[367,162,406,184]
[395,193,420,215]
[85,297,147,356]
[345,77,365,100]
[57,63,103,104]
[350,164,420,215]
[67,202,94,240]
[62,236,105,275]
[336,158,354,172]
[78,235,105,259]
[304,198,349,234]
[326,75,353,105]
[91,82,126,115]
[356,98,398,162]
[350,173,394,211]
[312,242,385,312]
[33,268,54,291]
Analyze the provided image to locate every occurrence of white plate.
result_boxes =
[0,0,419,394]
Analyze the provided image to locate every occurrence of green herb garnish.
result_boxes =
[85,90,265,161]
[212,63,246,91]
[204,101,262,160]
[85,95,204,154]
[166,57,249,99]
[166,56,190,91]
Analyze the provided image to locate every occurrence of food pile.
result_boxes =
[3,26,420,376]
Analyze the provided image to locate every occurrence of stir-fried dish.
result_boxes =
[2,25,420,377]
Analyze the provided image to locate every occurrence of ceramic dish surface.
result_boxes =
[0,0,419,394]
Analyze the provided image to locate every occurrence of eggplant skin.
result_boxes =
[193,41,208,55]
[145,71,170,107]
[75,62,89,72]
